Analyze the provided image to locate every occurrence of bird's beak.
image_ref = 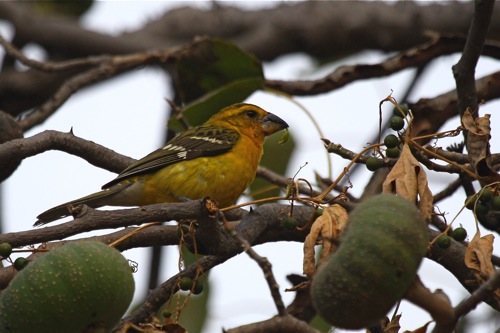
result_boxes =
[261,113,289,136]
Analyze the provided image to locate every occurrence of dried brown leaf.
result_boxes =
[382,144,433,221]
[465,231,496,282]
[384,314,401,333]
[462,110,499,185]
[303,204,348,277]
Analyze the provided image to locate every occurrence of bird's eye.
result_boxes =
[243,110,258,118]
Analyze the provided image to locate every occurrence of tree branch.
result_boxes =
[266,35,500,96]
[453,0,496,121]
[0,130,134,175]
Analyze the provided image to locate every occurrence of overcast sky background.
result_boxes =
[2,1,500,332]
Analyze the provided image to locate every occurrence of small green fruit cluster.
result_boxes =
[366,104,409,172]
[465,188,500,215]
[385,104,410,157]
[390,103,409,128]
[179,277,204,295]
[436,226,468,249]
[0,243,29,271]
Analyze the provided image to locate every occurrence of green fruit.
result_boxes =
[366,157,383,171]
[383,134,399,148]
[479,188,493,203]
[311,194,427,329]
[465,194,477,210]
[0,241,134,333]
[389,116,405,131]
[437,235,451,249]
[13,257,28,271]
[386,147,401,158]
[491,196,500,210]
[314,208,324,219]
[283,216,298,230]
[179,277,194,291]
[193,281,204,295]
[393,103,409,117]
[475,202,489,215]
[0,243,12,258]
[452,227,467,242]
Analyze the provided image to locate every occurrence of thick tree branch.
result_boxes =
[3,1,500,62]
[453,0,496,121]
[428,229,500,311]
[0,130,134,175]
[266,35,500,96]
[0,201,204,247]
[3,2,500,120]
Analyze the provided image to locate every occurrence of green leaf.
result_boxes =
[176,38,263,103]
[168,77,263,131]
[168,39,264,131]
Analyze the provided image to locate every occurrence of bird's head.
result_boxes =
[208,103,288,140]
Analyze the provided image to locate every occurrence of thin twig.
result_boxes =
[433,177,462,204]
[18,49,175,130]
[222,213,287,316]
[0,34,110,71]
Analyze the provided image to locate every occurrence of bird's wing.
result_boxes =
[102,125,239,189]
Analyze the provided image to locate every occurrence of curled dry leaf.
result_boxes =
[303,204,348,277]
[465,231,498,284]
[382,144,433,222]
[462,109,500,185]
[384,314,401,333]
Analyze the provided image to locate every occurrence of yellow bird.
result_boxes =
[35,103,288,225]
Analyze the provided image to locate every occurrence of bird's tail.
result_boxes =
[35,186,125,226]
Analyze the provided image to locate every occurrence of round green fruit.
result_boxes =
[283,216,298,230]
[366,157,383,171]
[311,194,428,329]
[479,188,493,203]
[383,134,399,149]
[13,257,28,271]
[452,227,467,242]
[465,194,477,210]
[437,235,451,249]
[386,147,401,158]
[179,277,194,291]
[474,202,489,215]
[0,241,134,333]
[389,116,405,131]
[491,196,500,210]
[314,208,324,219]
[0,243,12,258]
[193,281,204,295]
[393,103,409,117]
